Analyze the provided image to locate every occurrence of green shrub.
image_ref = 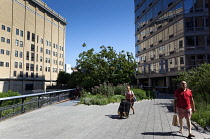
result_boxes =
[0,90,21,107]
[114,85,127,95]
[132,89,148,100]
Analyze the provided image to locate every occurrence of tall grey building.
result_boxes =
[134,0,210,92]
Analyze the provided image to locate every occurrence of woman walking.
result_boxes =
[125,85,135,114]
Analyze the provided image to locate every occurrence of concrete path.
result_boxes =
[0,94,209,139]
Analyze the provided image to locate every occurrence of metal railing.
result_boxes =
[0,89,75,121]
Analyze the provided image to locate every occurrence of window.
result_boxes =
[0,61,4,66]
[6,50,10,55]
[45,66,47,72]
[180,57,184,64]
[15,50,18,57]
[14,62,18,68]
[27,31,30,40]
[16,29,19,35]
[19,62,22,69]
[26,72,28,77]
[30,64,34,71]
[36,65,38,71]
[48,67,50,72]
[2,25,5,30]
[20,30,23,37]
[0,49,4,54]
[26,63,29,71]
[13,71,17,77]
[46,49,48,54]
[20,52,22,58]
[40,56,43,62]
[36,73,38,78]
[7,27,11,32]
[37,35,39,43]
[41,38,43,44]
[196,35,205,45]
[36,54,38,62]
[15,39,19,46]
[31,44,35,51]
[31,73,34,78]
[20,41,23,47]
[186,36,195,46]
[40,66,42,71]
[20,71,23,77]
[26,51,29,60]
[179,40,183,48]
[46,40,48,46]
[1,37,5,42]
[7,39,10,44]
[5,62,9,67]
[40,47,43,53]
[32,33,35,42]
[31,53,34,61]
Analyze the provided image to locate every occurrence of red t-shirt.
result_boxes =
[174,88,192,109]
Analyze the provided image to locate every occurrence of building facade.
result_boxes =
[65,64,73,74]
[0,0,67,94]
[135,0,210,92]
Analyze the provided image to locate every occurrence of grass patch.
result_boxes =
[191,101,210,128]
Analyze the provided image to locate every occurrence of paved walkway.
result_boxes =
[0,94,209,139]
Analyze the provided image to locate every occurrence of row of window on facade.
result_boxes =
[136,19,184,44]
[136,0,183,30]
[136,34,210,56]
[0,49,63,65]
[0,61,59,73]
[135,0,208,24]
[1,25,64,51]
[12,68,63,78]
[136,15,209,40]
[137,56,185,74]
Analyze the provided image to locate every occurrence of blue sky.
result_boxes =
[42,0,135,67]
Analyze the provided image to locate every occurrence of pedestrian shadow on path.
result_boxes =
[141,131,186,138]
[105,114,129,120]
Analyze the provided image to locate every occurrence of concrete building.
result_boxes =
[0,0,67,94]
[134,0,210,92]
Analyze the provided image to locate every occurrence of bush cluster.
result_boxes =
[79,84,155,105]
[0,90,21,107]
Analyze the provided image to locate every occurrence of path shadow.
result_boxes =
[105,114,131,120]
[141,131,186,138]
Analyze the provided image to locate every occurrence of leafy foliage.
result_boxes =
[56,71,71,86]
[75,45,137,90]
[0,90,21,107]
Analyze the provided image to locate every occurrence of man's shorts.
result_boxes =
[177,107,192,119]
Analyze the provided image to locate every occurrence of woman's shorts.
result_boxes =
[177,107,192,119]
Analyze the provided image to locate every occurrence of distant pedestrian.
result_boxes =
[74,86,80,99]
[125,85,135,115]
[174,81,196,138]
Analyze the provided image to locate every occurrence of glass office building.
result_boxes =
[135,0,210,92]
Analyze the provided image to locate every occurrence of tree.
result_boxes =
[75,45,137,90]
[173,63,210,102]
[56,71,71,86]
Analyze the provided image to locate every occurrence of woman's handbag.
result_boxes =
[172,114,179,126]
[132,96,137,102]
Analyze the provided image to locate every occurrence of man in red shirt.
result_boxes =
[174,81,196,138]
